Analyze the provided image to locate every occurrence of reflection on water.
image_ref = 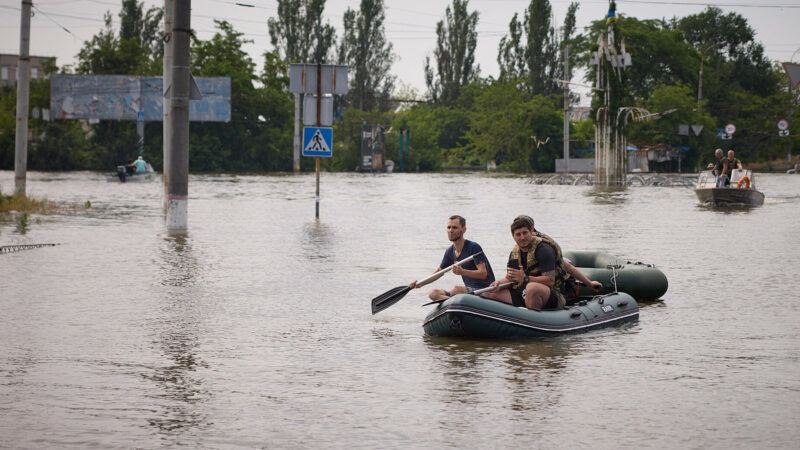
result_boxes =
[695,203,758,215]
[301,220,335,261]
[145,230,211,437]
[586,185,628,205]
[158,232,199,287]
[424,338,572,414]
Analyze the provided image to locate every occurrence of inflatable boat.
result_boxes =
[563,250,668,301]
[423,292,638,338]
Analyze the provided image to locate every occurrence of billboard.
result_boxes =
[50,74,231,122]
[361,124,386,170]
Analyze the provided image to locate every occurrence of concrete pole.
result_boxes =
[563,45,570,174]
[14,0,32,197]
[163,0,173,207]
[167,0,190,230]
[293,92,300,173]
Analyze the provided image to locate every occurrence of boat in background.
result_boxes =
[106,164,157,183]
[563,251,668,301]
[694,169,764,206]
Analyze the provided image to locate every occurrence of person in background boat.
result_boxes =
[133,156,148,173]
[409,215,495,301]
[712,148,729,187]
[725,150,743,185]
[125,159,136,175]
[482,215,602,310]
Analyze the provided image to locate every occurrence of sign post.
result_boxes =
[290,63,348,219]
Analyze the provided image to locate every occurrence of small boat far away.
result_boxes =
[107,164,157,183]
[694,169,764,206]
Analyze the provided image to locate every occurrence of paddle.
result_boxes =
[370,251,483,314]
[420,281,514,307]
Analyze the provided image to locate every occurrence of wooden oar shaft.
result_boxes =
[416,251,482,286]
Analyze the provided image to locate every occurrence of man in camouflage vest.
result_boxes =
[483,215,601,310]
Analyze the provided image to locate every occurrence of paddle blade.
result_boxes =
[371,286,411,314]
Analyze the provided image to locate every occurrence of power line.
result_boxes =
[32,5,76,36]
[618,0,800,8]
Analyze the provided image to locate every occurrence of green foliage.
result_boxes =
[498,13,525,81]
[330,107,393,171]
[523,0,558,95]
[268,0,337,63]
[628,83,715,168]
[498,1,577,97]
[338,0,396,111]
[462,80,561,172]
[424,0,480,105]
[389,105,469,169]
[190,21,293,172]
[613,17,697,100]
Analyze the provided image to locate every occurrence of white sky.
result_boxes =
[1,0,799,105]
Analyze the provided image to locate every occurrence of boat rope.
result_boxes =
[607,261,621,293]
[0,243,59,254]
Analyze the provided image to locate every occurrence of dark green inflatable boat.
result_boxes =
[563,251,668,301]
[423,292,639,339]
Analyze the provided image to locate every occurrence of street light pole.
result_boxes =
[697,45,715,114]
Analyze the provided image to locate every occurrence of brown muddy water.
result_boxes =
[1,171,799,448]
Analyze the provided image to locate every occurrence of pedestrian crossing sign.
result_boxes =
[303,127,333,157]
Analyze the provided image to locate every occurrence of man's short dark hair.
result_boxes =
[510,215,534,232]
[449,215,466,227]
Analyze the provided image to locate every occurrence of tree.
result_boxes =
[498,0,576,95]
[497,13,525,80]
[74,1,163,169]
[675,7,788,162]
[191,21,293,171]
[462,81,561,171]
[119,0,163,60]
[267,0,336,63]
[424,0,480,105]
[559,2,579,83]
[523,0,558,95]
[338,0,396,110]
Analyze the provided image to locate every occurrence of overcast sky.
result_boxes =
[1,0,799,105]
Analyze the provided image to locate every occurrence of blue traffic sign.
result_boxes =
[303,127,333,157]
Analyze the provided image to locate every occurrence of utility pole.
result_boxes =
[167,0,190,230]
[563,45,570,173]
[14,0,32,197]
[163,0,173,208]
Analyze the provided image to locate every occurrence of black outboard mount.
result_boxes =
[116,165,126,182]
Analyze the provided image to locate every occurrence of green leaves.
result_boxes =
[338,0,395,111]
[425,0,480,105]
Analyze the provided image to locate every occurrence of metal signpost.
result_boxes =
[289,63,348,219]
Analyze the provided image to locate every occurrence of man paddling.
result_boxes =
[409,215,495,301]
[483,215,601,310]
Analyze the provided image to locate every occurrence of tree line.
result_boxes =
[0,0,796,173]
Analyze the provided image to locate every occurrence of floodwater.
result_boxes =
[1,170,799,448]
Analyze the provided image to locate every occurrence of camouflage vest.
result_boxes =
[510,232,571,291]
